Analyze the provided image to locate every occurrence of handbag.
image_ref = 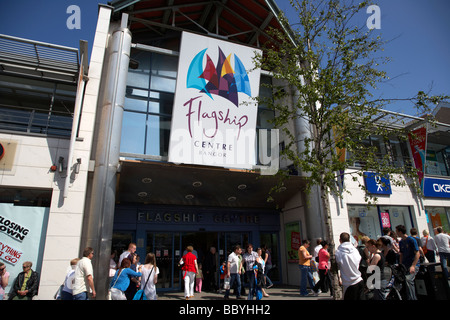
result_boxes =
[133,266,154,300]
[108,269,123,300]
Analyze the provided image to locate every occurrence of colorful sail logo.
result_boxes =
[186,47,252,107]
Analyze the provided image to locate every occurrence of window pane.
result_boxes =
[124,96,148,112]
[120,111,146,154]
[146,115,171,156]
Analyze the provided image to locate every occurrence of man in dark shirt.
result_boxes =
[396,225,420,300]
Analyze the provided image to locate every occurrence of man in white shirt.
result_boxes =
[224,245,244,300]
[72,247,96,300]
[118,243,137,266]
[313,238,323,261]
[335,232,365,300]
[434,227,450,279]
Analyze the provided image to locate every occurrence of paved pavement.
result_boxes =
[157,285,334,301]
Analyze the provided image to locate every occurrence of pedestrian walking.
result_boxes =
[243,244,259,300]
[434,226,450,279]
[298,239,318,296]
[109,258,142,300]
[335,232,365,300]
[61,258,80,300]
[396,225,420,300]
[140,252,159,300]
[421,229,437,271]
[366,239,386,300]
[72,247,96,300]
[313,240,333,297]
[261,244,273,288]
[118,243,137,267]
[256,248,269,297]
[203,246,219,292]
[180,245,198,300]
[224,245,244,300]
[196,263,203,293]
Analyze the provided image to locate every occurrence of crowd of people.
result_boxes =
[297,225,450,300]
[0,225,448,301]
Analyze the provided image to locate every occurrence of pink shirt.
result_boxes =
[318,248,330,270]
[0,271,10,296]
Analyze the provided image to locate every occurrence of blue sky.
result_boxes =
[1,0,448,116]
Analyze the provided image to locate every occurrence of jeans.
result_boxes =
[245,270,257,300]
[73,291,89,300]
[264,264,273,287]
[224,273,241,298]
[404,265,419,300]
[439,252,450,279]
[299,265,315,295]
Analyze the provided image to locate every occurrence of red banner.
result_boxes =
[408,127,427,188]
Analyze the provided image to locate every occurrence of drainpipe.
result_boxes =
[82,14,131,299]
[64,40,88,198]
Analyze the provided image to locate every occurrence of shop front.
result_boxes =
[112,204,281,290]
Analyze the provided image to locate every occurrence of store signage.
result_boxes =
[137,210,260,224]
[423,177,450,198]
[363,172,392,195]
[168,31,261,169]
[0,215,30,241]
[0,241,22,266]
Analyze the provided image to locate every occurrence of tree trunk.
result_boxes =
[320,185,342,300]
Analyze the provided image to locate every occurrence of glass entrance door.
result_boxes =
[146,232,180,290]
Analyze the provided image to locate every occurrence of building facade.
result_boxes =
[1,1,449,299]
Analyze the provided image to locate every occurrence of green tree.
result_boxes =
[254,0,448,299]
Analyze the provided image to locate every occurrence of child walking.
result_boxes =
[195,263,203,293]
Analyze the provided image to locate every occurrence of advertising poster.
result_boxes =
[0,203,49,295]
[168,31,262,169]
[380,212,391,229]
[285,221,301,263]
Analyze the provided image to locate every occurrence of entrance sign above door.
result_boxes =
[168,31,262,169]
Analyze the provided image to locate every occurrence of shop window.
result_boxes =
[425,207,450,236]
[0,189,51,296]
[348,205,381,243]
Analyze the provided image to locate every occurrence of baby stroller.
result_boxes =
[384,264,407,300]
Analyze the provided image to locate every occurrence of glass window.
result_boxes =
[146,115,171,157]
[121,48,276,161]
[120,111,146,154]
[379,205,414,236]
[425,207,450,236]
[0,74,75,137]
[348,205,381,243]
[426,143,450,176]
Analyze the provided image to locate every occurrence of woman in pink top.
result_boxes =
[313,241,333,297]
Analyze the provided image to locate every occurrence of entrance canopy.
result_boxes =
[116,160,305,208]
[108,0,293,48]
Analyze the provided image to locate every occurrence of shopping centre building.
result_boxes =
[1,0,449,299]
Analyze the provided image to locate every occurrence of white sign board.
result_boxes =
[168,32,261,169]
